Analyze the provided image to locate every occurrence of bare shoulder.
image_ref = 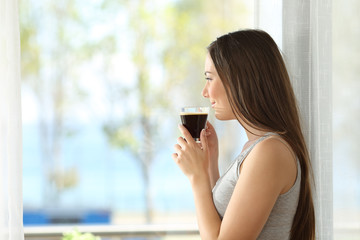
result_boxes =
[251,136,295,162]
[218,136,298,238]
[241,136,297,194]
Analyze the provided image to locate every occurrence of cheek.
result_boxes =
[216,89,228,104]
[208,87,217,99]
[209,82,222,99]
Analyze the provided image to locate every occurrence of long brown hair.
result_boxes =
[207,29,315,240]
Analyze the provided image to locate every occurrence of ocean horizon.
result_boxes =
[23,121,360,225]
[23,123,195,216]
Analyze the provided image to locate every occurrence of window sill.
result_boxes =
[24,223,199,238]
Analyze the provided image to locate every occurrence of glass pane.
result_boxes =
[21,0,254,227]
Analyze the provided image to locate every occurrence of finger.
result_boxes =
[200,129,208,151]
[178,124,195,144]
[206,121,215,130]
[205,121,212,135]
[177,137,187,148]
[205,130,212,136]
[171,153,179,162]
[206,121,217,136]
[174,143,182,153]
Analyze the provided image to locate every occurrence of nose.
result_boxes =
[202,84,209,98]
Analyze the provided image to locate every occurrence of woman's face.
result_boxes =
[202,53,235,120]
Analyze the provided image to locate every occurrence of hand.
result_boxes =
[204,121,219,163]
[204,121,219,187]
[172,124,209,182]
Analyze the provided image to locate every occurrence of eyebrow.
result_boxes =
[204,71,212,75]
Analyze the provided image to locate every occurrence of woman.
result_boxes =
[172,29,315,240]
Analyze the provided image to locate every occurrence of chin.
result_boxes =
[215,112,234,121]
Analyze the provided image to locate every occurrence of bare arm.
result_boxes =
[173,127,296,239]
[172,125,221,239]
[218,138,297,239]
[191,174,222,239]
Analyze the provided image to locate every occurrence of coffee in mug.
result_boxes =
[180,107,209,143]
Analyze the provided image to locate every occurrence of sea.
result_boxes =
[22,122,360,226]
[22,122,196,224]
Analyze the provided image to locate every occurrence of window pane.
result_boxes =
[21,0,254,226]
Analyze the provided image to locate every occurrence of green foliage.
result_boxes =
[20,21,40,80]
[62,229,101,240]
[103,123,139,154]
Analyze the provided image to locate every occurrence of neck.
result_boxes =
[236,117,270,141]
[242,123,269,142]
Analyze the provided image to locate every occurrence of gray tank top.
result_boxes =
[212,133,301,239]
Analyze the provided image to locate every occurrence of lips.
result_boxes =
[211,102,216,108]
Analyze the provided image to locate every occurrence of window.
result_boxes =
[21,0,253,229]
[20,0,360,239]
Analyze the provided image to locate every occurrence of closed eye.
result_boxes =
[205,77,212,81]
